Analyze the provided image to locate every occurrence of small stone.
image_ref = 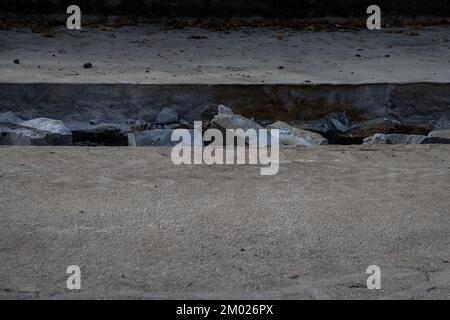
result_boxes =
[13,58,20,64]
[83,62,93,69]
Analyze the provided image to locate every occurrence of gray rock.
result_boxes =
[268,121,328,146]
[330,118,349,133]
[363,133,450,145]
[212,114,262,131]
[211,113,264,146]
[128,129,199,147]
[308,112,352,134]
[156,107,178,125]
[428,129,450,140]
[9,127,51,146]
[217,104,234,116]
[0,112,23,125]
[20,118,72,145]
[344,118,401,138]
[433,117,450,131]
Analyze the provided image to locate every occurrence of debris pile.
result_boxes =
[1,108,449,147]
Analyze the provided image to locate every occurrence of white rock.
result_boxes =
[21,117,72,135]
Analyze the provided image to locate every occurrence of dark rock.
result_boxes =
[72,124,127,146]
[83,62,93,69]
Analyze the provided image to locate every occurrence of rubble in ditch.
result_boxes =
[1,107,450,147]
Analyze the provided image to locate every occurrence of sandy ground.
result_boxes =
[1,25,450,84]
[0,145,449,299]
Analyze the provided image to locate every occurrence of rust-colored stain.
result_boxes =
[214,86,367,122]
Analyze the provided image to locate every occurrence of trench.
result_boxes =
[0,83,449,146]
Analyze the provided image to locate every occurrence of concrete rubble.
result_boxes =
[210,106,266,146]
[268,121,328,146]
[2,107,450,147]
[428,129,450,140]
[8,127,51,146]
[0,114,73,146]
[20,117,73,145]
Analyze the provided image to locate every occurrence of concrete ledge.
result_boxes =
[1,26,450,85]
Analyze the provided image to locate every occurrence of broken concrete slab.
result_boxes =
[428,129,450,140]
[128,129,198,147]
[156,108,179,125]
[21,117,71,135]
[20,117,72,145]
[211,113,264,146]
[363,133,450,145]
[268,121,328,146]
[9,127,50,146]
[212,114,262,132]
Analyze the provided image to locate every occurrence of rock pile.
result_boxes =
[1,108,450,147]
